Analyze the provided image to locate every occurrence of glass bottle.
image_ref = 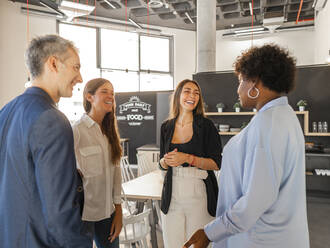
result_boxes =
[323,121,328,133]
[318,122,323,133]
[312,122,317,132]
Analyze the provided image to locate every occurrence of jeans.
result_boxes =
[84,212,119,248]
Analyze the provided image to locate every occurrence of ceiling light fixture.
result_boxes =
[185,11,194,24]
[59,0,95,21]
[234,27,265,33]
[222,29,269,38]
[149,0,164,8]
[128,18,143,29]
[103,0,117,9]
[249,2,253,16]
[275,24,314,32]
[235,30,269,36]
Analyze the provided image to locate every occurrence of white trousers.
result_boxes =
[161,167,214,248]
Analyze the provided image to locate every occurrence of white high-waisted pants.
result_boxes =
[161,166,215,248]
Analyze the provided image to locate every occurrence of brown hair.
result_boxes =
[83,78,122,165]
[169,79,205,119]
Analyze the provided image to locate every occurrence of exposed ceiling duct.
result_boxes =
[9,0,317,31]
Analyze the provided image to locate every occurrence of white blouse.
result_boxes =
[72,114,122,221]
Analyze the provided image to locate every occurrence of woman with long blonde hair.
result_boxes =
[73,78,122,248]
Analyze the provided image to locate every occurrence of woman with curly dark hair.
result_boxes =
[184,44,310,248]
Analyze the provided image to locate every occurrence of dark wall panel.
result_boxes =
[193,65,330,147]
[116,92,157,164]
[156,92,172,146]
[116,91,172,164]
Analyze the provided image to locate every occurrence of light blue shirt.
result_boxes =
[204,96,310,248]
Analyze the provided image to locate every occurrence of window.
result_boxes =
[140,35,170,72]
[59,23,99,85]
[99,29,173,92]
[58,23,98,122]
[101,70,139,92]
[100,29,139,71]
[57,23,173,122]
[140,72,173,92]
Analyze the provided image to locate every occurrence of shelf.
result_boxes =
[218,131,239,135]
[294,111,309,115]
[210,111,310,136]
[211,111,329,137]
[305,132,330,136]
[206,111,255,116]
[206,110,308,116]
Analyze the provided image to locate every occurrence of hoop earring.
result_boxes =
[248,87,259,99]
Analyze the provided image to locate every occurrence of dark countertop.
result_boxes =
[136,144,160,151]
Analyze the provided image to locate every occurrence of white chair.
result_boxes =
[120,156,139,219]
[136,153,156,176]
[120,190,152,248]
[120,156,135,183]
[136,153,162,227]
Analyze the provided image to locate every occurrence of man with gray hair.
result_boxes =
[0,35,92,247]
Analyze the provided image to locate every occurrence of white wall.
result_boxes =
[161,27,196,84]
[215,29,316,71]
[314,2,330,64]
[0,0,56,107]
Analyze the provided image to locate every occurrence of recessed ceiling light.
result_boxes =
[149,0,163,8]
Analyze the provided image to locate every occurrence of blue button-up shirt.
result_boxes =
[0,87,92,247]
[205,96,310,248]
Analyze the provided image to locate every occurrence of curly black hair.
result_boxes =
[234,44,297,94]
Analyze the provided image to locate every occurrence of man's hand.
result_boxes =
[183,229,210,248]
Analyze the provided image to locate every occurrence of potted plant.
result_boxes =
[233,102,241,112]
[241,121,249,129]
[297,100,307,111]
[216,103,225,112]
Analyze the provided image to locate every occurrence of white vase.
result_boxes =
[217,108,223,112]
[299,106,305,111]
[253,108,257,112]
[235,107,240,112]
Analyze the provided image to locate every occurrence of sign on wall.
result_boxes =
[116,93,157,163]
[117,96,155,126]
